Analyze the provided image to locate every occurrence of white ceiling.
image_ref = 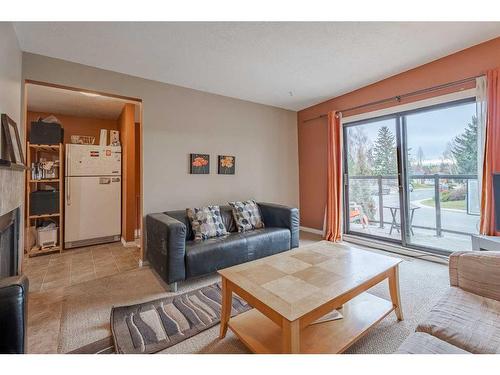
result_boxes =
[14,22,500,111]
[26,83,140,121]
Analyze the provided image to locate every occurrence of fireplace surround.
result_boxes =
[0,207,19,278]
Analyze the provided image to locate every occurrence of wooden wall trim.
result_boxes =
[119,103,137,242]
[25,79,142,103]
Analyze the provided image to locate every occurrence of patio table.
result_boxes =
[383,204,420,236]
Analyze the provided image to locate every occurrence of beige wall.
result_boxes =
[0,23,23,217]
[0,22,23,270]
[22,53,299,215]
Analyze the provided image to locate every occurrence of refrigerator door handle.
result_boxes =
[66,178,71,206]
[66,145,70,176]
[99,177,111,184]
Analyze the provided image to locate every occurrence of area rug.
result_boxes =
[111,282,251,354]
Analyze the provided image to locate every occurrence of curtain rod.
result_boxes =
[302,74,484,123]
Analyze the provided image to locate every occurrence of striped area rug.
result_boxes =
[111,282,251,354]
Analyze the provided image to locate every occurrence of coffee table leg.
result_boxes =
[282,319,300,354]
[219,277,232,339]
[388,265,404,321]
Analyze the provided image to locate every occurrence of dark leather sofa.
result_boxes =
[0,275,28,354]
[146,202,299,291]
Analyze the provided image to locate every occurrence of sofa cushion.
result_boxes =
[229,200,264,232]
[416,287,500,354]
[396,332,470,354]
[187,206,228,240]
[241,228,291,261]
[220,205,237,233]
[166,206,236,241]
[185,233,248,278]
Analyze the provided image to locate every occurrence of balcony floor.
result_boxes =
[347,187,479,254]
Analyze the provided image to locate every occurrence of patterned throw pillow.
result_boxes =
[186,206,228,241]
[228,200,265,232]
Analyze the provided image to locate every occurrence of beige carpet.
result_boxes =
[58,267,167,353]
[56,245,449,354]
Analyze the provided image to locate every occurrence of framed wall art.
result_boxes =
[190,153,210,174]
[1,114,25,168]
[218,155,235,175]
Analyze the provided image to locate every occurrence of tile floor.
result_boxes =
[22,242,141,292]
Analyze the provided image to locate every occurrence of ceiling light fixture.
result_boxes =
[80,91,101,97]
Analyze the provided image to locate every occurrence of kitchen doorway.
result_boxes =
[23,80,144,263]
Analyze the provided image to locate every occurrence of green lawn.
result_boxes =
[420,198,466,210]
[412,183,432,189]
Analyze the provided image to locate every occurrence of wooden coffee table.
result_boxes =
[218,241,403,354]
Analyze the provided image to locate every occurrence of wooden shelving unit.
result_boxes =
[29,179,60,183]
[26,142,64,257]
[28,213,60,219]
[29,246,61,257]
[29,144,61,152]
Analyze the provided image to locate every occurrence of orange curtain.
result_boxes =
[325,111,342,242]
[480,68,500,236]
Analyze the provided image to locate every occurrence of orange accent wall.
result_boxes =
[297,37,500,230]
[26,111,119,144]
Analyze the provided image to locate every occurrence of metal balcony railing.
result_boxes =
[348,174,478,237]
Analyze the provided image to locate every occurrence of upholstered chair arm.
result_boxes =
[146,213,186,284]
[449,251,500,301]
[258,202,300,248]
[0,275,29,353]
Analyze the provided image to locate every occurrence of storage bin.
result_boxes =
[30,120,63,145]
[36,226,58,249]
[30,191,59,216]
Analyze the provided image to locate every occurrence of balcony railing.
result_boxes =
[348,174,479,237]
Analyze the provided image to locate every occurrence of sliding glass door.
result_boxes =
[344,116,402,243]
[343,98,479,255]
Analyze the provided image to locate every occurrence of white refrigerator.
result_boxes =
[64,144,122,249]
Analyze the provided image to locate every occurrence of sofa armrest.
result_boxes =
[449,251,500,301]
[0,275,28,354]
[258,202,300,248]
[146,213,187,284]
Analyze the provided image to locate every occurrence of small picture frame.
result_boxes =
[1,114,25,167]
[190,153,210,174]
[218,155,235,175]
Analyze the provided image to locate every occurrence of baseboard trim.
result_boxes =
[65,235,120,249]
[299,226,324,236]
[121,237,139,248]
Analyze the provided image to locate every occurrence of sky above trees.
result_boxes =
[406,102,476,161]
[346,101,477,174]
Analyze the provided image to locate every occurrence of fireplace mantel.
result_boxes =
[0,158,26,171]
